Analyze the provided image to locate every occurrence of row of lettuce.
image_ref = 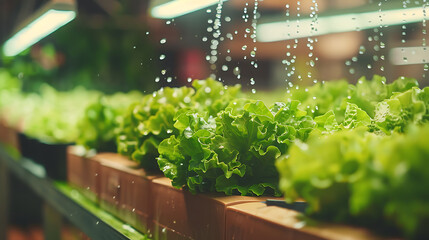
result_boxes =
[0,69,428,239]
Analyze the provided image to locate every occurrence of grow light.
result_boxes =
[389,46,429,65]
[257,6,426,42]
[150,0,227,19]
[3,0,76,57]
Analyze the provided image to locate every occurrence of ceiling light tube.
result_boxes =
[389,46,429,65]
[3,0,76,57]
[150,0,227,19]
[257,5,427,42]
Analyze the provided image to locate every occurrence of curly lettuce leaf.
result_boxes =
[371,87,426,134]
[118,79,243,169]
[276,125,429,239]
[158,100,315,196]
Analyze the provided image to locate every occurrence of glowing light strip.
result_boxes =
[257,7,425,42]
[3,9,75,57]
[389,46,429,65]
[151,0,227,19]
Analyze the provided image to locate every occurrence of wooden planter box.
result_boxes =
[0,120,20,151]
[151,177,275,240]
[66,146,100,202]
[95,153,161,234]
[226,202,390,240]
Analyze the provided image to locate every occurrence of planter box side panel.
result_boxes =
[66,147,100,202]
[151,177,269,240]
[226,202,386,240]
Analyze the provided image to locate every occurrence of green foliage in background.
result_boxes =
[1,19,159,93]
[286,75,419,122]
[22,85,100,143]
[77,91,142,152]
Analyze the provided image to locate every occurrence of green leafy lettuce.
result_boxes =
[158,100,315,196]
[77,91,142,152]
[276,125,429,239]
[370,87,428,134]
[22,85,100,143]
[286,75,419,122]
[117,79,242,169]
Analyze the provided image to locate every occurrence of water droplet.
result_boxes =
[155,77,160,83]
[159,54,166,60]
[167,77,172,83]
[250,78,255,85]
[161,70,166,75]
[374,45,380,51]
[359,46,366,54]
[160,38,167,44]
[222,65,228,71]
[242,45,248,50]
[233,67,240,75]
[251,89,256,94]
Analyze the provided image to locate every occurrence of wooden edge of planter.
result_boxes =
[0,120,20,152]
[225,202,397,240]
[151,177,280,240]
[92,152,140,170]
[96,152,163,234]
[66,146,101,203]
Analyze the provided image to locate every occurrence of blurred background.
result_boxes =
[0,0,428,94]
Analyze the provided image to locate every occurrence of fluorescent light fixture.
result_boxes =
[3,0,76,57]
[257,6,426,42]
[389,46,429,65]
[150,0,227,19]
